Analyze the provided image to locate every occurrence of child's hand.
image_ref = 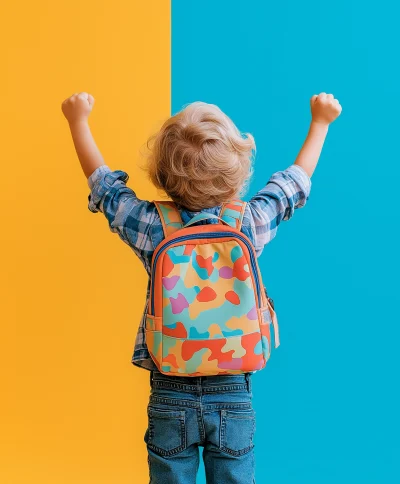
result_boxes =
[310,92,342,125]
[61,92,95,124]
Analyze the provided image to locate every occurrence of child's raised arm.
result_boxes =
[61,92,105,178]
[61,92,156,263]
[294,92,342,177]
[245,92,342,254]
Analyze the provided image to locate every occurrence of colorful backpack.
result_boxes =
[145,199,280,377]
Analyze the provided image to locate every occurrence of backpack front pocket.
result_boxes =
[157,332,267,376]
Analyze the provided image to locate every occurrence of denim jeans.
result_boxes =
[144,369,256,484]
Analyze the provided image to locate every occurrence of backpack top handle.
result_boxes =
[183,212,231,228]
[153,198,247,238]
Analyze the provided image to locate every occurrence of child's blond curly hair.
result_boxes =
[145,102,256,211]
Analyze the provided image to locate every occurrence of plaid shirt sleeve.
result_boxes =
[244,164,312,256]
[87,165,157,269]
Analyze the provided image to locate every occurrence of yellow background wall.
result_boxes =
[0,2,170,482]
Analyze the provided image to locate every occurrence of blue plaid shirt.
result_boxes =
[87,164,311,371]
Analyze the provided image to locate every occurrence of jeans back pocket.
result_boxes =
[146,407,187,457]
[220,409,256,456]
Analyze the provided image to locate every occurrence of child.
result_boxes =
[61,92,341,483]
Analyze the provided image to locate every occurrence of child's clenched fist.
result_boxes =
[61,92,95,124]
[310,92,342,125]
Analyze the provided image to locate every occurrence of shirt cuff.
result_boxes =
[285,164,312,199]
[87,164,130,213]
[87,164,112,190]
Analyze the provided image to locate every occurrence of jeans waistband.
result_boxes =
[150,370,252,393]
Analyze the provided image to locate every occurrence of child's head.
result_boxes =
[145,101,255,211]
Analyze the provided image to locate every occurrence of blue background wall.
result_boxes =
[172,1,400,482]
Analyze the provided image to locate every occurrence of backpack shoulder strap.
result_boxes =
[153,200,184,238]
[219,199,247,230]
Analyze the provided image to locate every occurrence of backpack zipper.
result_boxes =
[150,232,261,315]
